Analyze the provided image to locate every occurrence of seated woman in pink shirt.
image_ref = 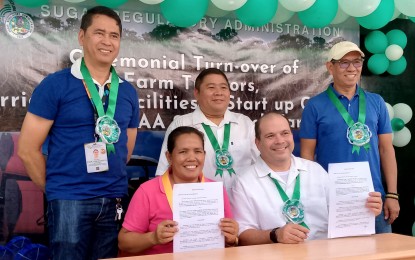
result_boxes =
[118,126,239,255]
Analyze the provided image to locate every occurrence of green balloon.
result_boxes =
[96,0,128,8]
[367,54,389,75]
[356,0,394,29]
[161,0,208,27]
[298,0,338,28]
[386,29,407,48]
[391,118,405,131]
[236,0,278,27]
[15,0,48,7]
[387,56,407,75]
[364,31,388,54]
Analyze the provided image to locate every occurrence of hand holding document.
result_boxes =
[173,182,224,253]
[328,161,375,238]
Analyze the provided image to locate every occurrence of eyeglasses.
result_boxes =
[331,59,364,69]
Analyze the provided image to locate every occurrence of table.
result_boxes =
[109,233,415,260]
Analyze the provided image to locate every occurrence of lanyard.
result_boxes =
[202,123,235,177]
[161,170,205,210]
[80,58,120,153]
[82,81,109,122]
[268,173,309,229]
[202,123,231,151]
[80,58,119,119]
[326,86,370,154]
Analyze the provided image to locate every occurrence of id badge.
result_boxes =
[84,142,109,173]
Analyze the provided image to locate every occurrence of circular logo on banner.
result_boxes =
[5,12,34,39]
[0,1,17,25]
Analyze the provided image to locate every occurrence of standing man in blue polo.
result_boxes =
[300,41,399,233]
[18,6,139,259]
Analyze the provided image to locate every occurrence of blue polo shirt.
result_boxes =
[29,68,139,201]
[299,84,392,195]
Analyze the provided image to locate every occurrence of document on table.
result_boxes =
[173,182,224,253]
[328,161,375,238]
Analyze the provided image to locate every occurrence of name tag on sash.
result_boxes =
[84,142,109,173]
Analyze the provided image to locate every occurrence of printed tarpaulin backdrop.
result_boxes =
[0,0,414,244]
[0,0,359,131]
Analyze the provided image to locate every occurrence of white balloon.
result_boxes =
[338,0,380,17]
[143,0,164,3]
[390,8,401,21]
[395,0,415,17]
[279,0,316,12]
[393,127,411,147]
[63,0,86,2]
[271,1,295,24]
[385,44,404,61]
[331,6,350,24]
[393,103,413,124]
[206,0,229,17]
[385,102,394,119]
[140,0,164,4]
[211,0,247,11]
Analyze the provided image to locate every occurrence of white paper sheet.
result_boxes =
[173,182,224,253]
[328,161,375,238]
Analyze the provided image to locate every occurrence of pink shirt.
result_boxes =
[122,176,233,256]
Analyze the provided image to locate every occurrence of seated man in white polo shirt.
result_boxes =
[230,112,382,245]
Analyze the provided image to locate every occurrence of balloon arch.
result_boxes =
[12,0,415,28]
[10,0,414,147]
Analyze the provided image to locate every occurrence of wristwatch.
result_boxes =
[270,227,279,243]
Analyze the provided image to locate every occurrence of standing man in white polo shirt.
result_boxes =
[156,68,258,191]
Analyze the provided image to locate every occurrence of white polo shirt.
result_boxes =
[230,155,330,240]
[155,107,259,191]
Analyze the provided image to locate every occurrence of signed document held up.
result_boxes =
[328,161,375,238]
[173,182,224,253]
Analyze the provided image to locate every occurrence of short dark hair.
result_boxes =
[167,126,204,153]
[194,68,229,91]
[80,6,122,37]
[255,112,291,140]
